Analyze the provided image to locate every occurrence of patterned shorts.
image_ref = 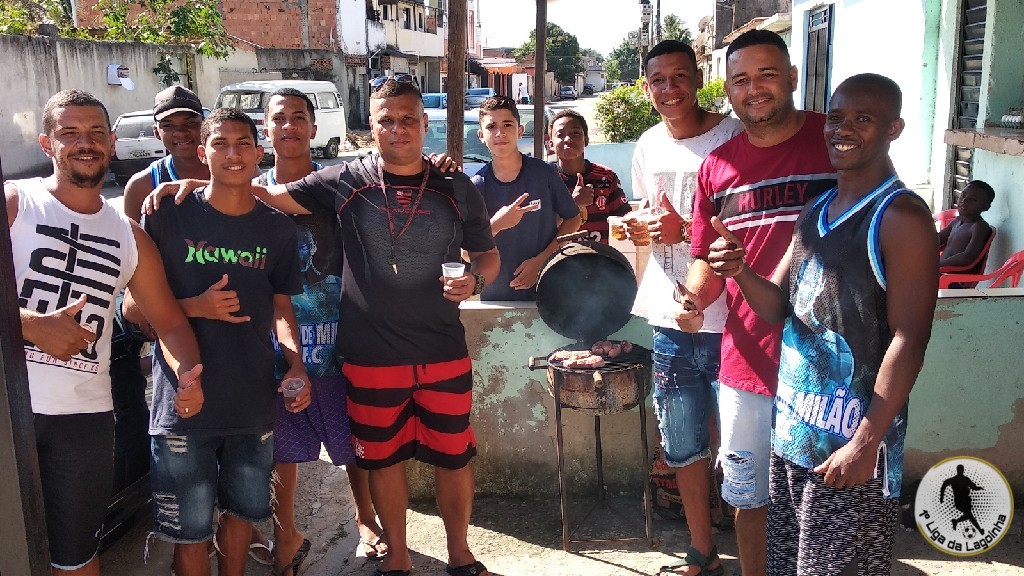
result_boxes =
[273,374,355,465]
[343,358,476,470]
[767,452,900,576]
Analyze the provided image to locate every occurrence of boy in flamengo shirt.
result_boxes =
[547,109,630,244]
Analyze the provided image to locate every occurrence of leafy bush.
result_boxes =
[697,78,727,113]
[594,81,660,143]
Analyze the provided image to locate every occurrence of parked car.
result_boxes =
[558,85,578,100]
[465,87,496,108]
[582,83,595,95]
[216,80,347,160]
[422,92,448,110]
[110,110,165,185]
[422,104,553,173]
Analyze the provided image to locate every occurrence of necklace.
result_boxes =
[377,156,430,274]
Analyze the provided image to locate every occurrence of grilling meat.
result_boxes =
[552,340,635,368]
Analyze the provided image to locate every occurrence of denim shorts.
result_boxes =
[651,327,722,468]
[150,431,275,543]
[717,384,773,509]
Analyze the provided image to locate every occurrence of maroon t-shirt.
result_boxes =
[691,112,837,396]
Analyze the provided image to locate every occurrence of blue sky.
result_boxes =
[477,0,712,56]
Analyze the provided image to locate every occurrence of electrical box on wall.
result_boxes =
[106,64,135,90]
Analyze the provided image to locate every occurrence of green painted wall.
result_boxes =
[979,0,1024,126]
[968,151,1024,267]
[411,296,1024,498]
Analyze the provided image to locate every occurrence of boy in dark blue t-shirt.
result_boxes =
[142,108,309,576]
[470,96,581,301]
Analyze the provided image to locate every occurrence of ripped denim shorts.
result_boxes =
[717,384,774,509]
[149,432,274,542]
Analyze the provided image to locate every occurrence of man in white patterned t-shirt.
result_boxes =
[628,40,743,576]
[5,89,202,575]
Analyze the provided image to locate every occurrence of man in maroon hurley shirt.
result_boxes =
[675,30,837,576]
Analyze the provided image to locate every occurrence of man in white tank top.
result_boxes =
[5,89,203,575]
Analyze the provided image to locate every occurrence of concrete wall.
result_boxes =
[339,0,370,56]
[427,293,1024,499]
[790,0,933,189]
[0,35,183,178]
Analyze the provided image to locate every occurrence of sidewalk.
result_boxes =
[102,455,1024,576]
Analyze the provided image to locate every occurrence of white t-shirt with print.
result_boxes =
[630,117,743,332]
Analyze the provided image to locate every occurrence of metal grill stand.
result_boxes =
[550,367,654,551]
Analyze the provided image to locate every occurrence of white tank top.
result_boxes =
[10,178,138,415]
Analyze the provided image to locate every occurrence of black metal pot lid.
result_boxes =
[535,241,638,343]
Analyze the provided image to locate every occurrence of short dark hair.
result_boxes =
[479,95,520,124]
[371,79,422,100]
[548,109,588,138]
[42,90,111,135]
[726,29,790,62]
[200,108,259,144]
[835,73,903,118]
[966,180,996,204]
[266,88,316,122]
[643,40,697,74]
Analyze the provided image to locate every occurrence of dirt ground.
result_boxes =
[103,456,1024,576]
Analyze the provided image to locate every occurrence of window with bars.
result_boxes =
[949,0,986,204]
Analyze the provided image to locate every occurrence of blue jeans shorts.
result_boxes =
[651,327,722,468]
[150,431,275,543]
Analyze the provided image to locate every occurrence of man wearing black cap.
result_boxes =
[122,85,209,223]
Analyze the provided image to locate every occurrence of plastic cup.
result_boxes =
[281,377,305,408]
[442,262,466,278]
[608,216,627,241]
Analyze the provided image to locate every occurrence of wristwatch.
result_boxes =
[579,205,588,223]
[471,272,486,296]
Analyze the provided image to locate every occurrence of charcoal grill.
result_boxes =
[528,232,654,551]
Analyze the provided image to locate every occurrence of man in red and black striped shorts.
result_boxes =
[203,79,502,576]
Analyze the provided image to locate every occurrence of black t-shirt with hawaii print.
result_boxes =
[286,154,495,366]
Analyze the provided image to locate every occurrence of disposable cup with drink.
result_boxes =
[281,377,305,409]
[442,262,466,279]
[608,216,627,241]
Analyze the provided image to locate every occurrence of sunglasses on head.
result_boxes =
[370,74,416,92]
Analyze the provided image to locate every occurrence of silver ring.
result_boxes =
[185,407,190,414]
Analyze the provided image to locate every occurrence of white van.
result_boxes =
[215,80,347,158]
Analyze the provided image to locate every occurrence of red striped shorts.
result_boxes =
[343,357,477,470]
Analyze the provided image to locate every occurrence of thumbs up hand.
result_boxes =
[185,274,251,323]
[22,294,97,361]
[649,194,685,245]
[571,173,595,208]
[707,216,747,278]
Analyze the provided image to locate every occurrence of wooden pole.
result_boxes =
[533,0,547,159]
[0,157,51,574]
[447,0,467,163]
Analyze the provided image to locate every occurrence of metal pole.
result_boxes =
[655,0,662,43]
[0,157,52,574]
[533,0,547,159]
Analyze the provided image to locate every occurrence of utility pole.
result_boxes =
[533,0,547,158]
[639,0,652,64]
[655,0,662,43]
[0,156,51,575]
[447,0,467,163]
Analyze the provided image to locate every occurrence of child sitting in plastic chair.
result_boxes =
[939,180,994,272]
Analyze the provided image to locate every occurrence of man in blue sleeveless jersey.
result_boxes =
[701,74,938,575]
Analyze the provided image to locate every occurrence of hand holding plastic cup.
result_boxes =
[281,377,305,408]
[442,262,466,279]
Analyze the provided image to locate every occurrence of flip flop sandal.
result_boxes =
[445,560,489,576]
[657,545,724,576]
[356,532,389,558]
[272,538,311,576]
[248,538,274,565]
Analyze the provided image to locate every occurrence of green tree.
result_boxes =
[0,0,86,37]
[697,78,727,112]
[581,47,604,64]
[606,38,640,84]
[594,81,659,142]
[513,22,585,85]
[661,14,694,45]
[97,0,233,58]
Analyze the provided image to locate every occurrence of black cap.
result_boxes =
[153,85,203,121]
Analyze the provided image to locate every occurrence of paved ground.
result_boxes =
[102,452,1024,576]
